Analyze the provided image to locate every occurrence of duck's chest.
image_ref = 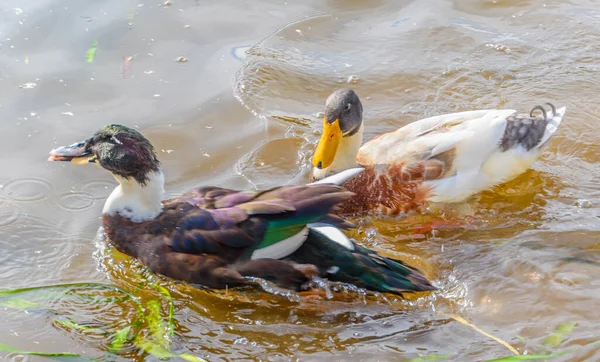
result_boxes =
[102,214,159,257]
[337,166,430,216]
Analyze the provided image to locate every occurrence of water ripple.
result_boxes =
[75,179,115,201]
[50,192,96,213]
[0,200,22,228]
[0,178,53,202]
[0,214,85,287]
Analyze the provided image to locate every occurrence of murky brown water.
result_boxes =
[1,0,599,361]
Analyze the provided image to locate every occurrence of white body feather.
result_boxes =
[313,106,566,203]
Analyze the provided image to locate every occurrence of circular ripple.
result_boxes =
[0,177,53,202]
[0,214,86,286]
[77,179,115,200]
[52,192,96,213]
[0,201,22,228]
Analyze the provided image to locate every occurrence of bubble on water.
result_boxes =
[576,199,592,208]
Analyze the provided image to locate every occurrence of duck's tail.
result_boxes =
[534,103,566,149]
[287,223,436,294]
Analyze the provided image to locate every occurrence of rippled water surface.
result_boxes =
[1,0,599,361]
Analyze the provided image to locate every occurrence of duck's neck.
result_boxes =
[103,170,165,223]
[312,123,363,181]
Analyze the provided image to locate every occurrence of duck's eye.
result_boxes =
[111,136,123,145]
[344,103,352,112]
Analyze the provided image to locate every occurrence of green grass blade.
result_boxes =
[484,352,564,361]
[55,320,106,335]
[146,300,169,348]
[0,342,80,357]
[543,322,577,348]
[0,298,39,310]
[0,282,134,298]
[179,353,208,362]
[108,326,131,353]
[133,336,174,359]
[149,283,175,337]
[86,40,98,63]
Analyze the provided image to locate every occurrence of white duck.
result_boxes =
[310,89,565,216]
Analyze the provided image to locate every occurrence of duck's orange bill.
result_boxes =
[312,118,341,169]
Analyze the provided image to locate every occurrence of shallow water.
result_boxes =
[1,0,599,361]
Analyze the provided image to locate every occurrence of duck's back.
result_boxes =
[345,106,564,212]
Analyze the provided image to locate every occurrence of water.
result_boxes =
[1,0,599,360]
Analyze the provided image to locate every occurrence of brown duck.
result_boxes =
[48,125,435,295]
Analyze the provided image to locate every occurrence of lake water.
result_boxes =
[0,0,599,360]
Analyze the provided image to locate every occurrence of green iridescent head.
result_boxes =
[49,124,160,185]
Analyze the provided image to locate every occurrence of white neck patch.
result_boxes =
[103,170,165,223]
[312,122,364,180]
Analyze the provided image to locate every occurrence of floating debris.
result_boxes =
[19,82,37,89]
[122,56,134,78]
[24,56,29,65]
[176,56,188,63]
[347,75,359,84]
[163,0,172,5]
[485,43,511,54]
[86,40,98,63]
[61,112,74,116]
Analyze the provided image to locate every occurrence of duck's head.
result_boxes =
[312,89,364,172]
[48,124,160,185]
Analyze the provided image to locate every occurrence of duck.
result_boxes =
[310,89,565,216]
[48,124,435,295]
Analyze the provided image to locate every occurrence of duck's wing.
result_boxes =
[357,105,565,202]
[138,184,354,289]
[143,184,435,294]
[167,184,355,259]
[174,186,253,209]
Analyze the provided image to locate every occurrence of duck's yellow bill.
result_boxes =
[312,118,341,169]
